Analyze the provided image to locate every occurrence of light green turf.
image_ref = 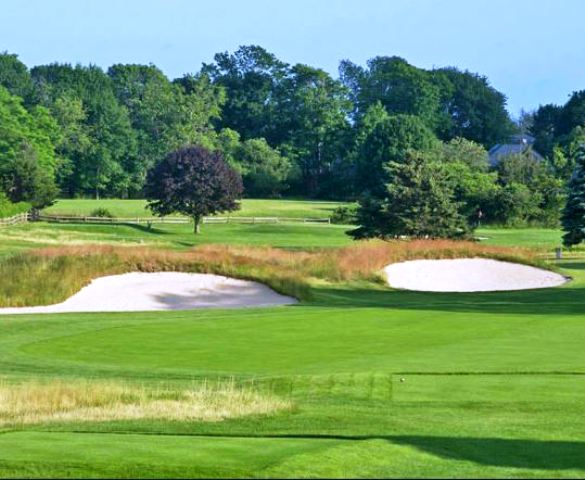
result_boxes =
[0,221,353,251]
[477,227,564,249]
[1,214,585,477]
[0,219,572,256]
[43,198,348,219]
[1,259,585,477]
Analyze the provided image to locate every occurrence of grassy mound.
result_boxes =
[0,240,540,307]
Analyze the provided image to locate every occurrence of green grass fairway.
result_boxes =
[0,222,352,251]
[1,257,585,477]
[44,198,348,219]
[2,203,585,477]
[477,227,564,249]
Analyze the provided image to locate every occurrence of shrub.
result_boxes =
[330,204,358,225]
[90,207,114,218]
[0,192,30,218]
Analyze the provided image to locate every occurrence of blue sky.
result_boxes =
[2,0,584,116]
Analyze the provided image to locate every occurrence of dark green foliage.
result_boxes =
[562,145,585,246]
[202,45,287,141]
[530,104,562,157]
[0,52,34,102]
[108,65,226,183]
[31,63,138,198]
[0,86,58,207]
[557,90,585,136]
[436,138,498,223]
[432,68,514,146]
[274,64,352,196]
[89,207,114,218]
[330,204,358,224]
[492,152,564,226]
[0,46,572,229]
[340,56,441,129]
[356,114,438,195]
[145,146,243,233]
[236,139,291,197]
[340,59,514,147]
[351,151,468,239]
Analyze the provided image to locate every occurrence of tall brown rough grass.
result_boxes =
[0,240,539,307]
[0,380,292,426]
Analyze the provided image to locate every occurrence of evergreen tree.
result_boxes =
[562,145,585,246]
[350,151,468,239]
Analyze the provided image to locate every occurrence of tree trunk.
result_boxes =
[193,215,201,234]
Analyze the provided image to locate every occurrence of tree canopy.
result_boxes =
[0,45,574,234]
[562,145,585,246]
[145,146,243,233]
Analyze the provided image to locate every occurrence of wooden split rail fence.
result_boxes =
[0,212,30,228]
[34,214,331,225]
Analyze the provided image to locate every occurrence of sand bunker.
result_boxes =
[0,272,297,314]
[384,258,567,292]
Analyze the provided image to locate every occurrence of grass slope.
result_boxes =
[0,258,584,477]
[43,198,348,219]
[0,203,584,478]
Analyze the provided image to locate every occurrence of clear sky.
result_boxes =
[2,0,584,116]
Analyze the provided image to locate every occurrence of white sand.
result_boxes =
[384,258,567,292]
[0,272,297,314]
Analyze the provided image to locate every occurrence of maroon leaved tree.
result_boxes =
[145,146,243,234]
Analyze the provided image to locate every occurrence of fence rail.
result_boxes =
[37,214,189,225]
[0,212,30,228]
[36,214,331,225]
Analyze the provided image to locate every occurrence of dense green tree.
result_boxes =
[0,52,34,103]
[437,138,498,222]
[354,102,390,142]
[107,65,225,188]
[493,151,563,226]
[31,64,138,197]
[562,145,585,246]
[145,146,243,234]
[236,138,291,197]
[202,45,287,141]
[0,86,58,206]
[356,114,438,195]
[432,67,514,146]
[530,103,562,157]
[553,127,585,180]
[557,90,585,136]
[173,73,226,149]
[108,64,178,171]
[274,64,351,196]
[441,137,490,171]
[48,94,92,195]
[351,150,467,239]
[340,56,441,128]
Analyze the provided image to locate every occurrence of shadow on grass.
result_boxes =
[391,435,585,471]
[559,262,585,271]
[119,223,170,235]
[72,430,585,471]
[307,285,585,316]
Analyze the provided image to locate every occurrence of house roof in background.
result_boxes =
[488,134,543,166]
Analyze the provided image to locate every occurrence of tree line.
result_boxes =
[0,45,583,235]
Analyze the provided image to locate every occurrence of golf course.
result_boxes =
[0,198,583,478]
